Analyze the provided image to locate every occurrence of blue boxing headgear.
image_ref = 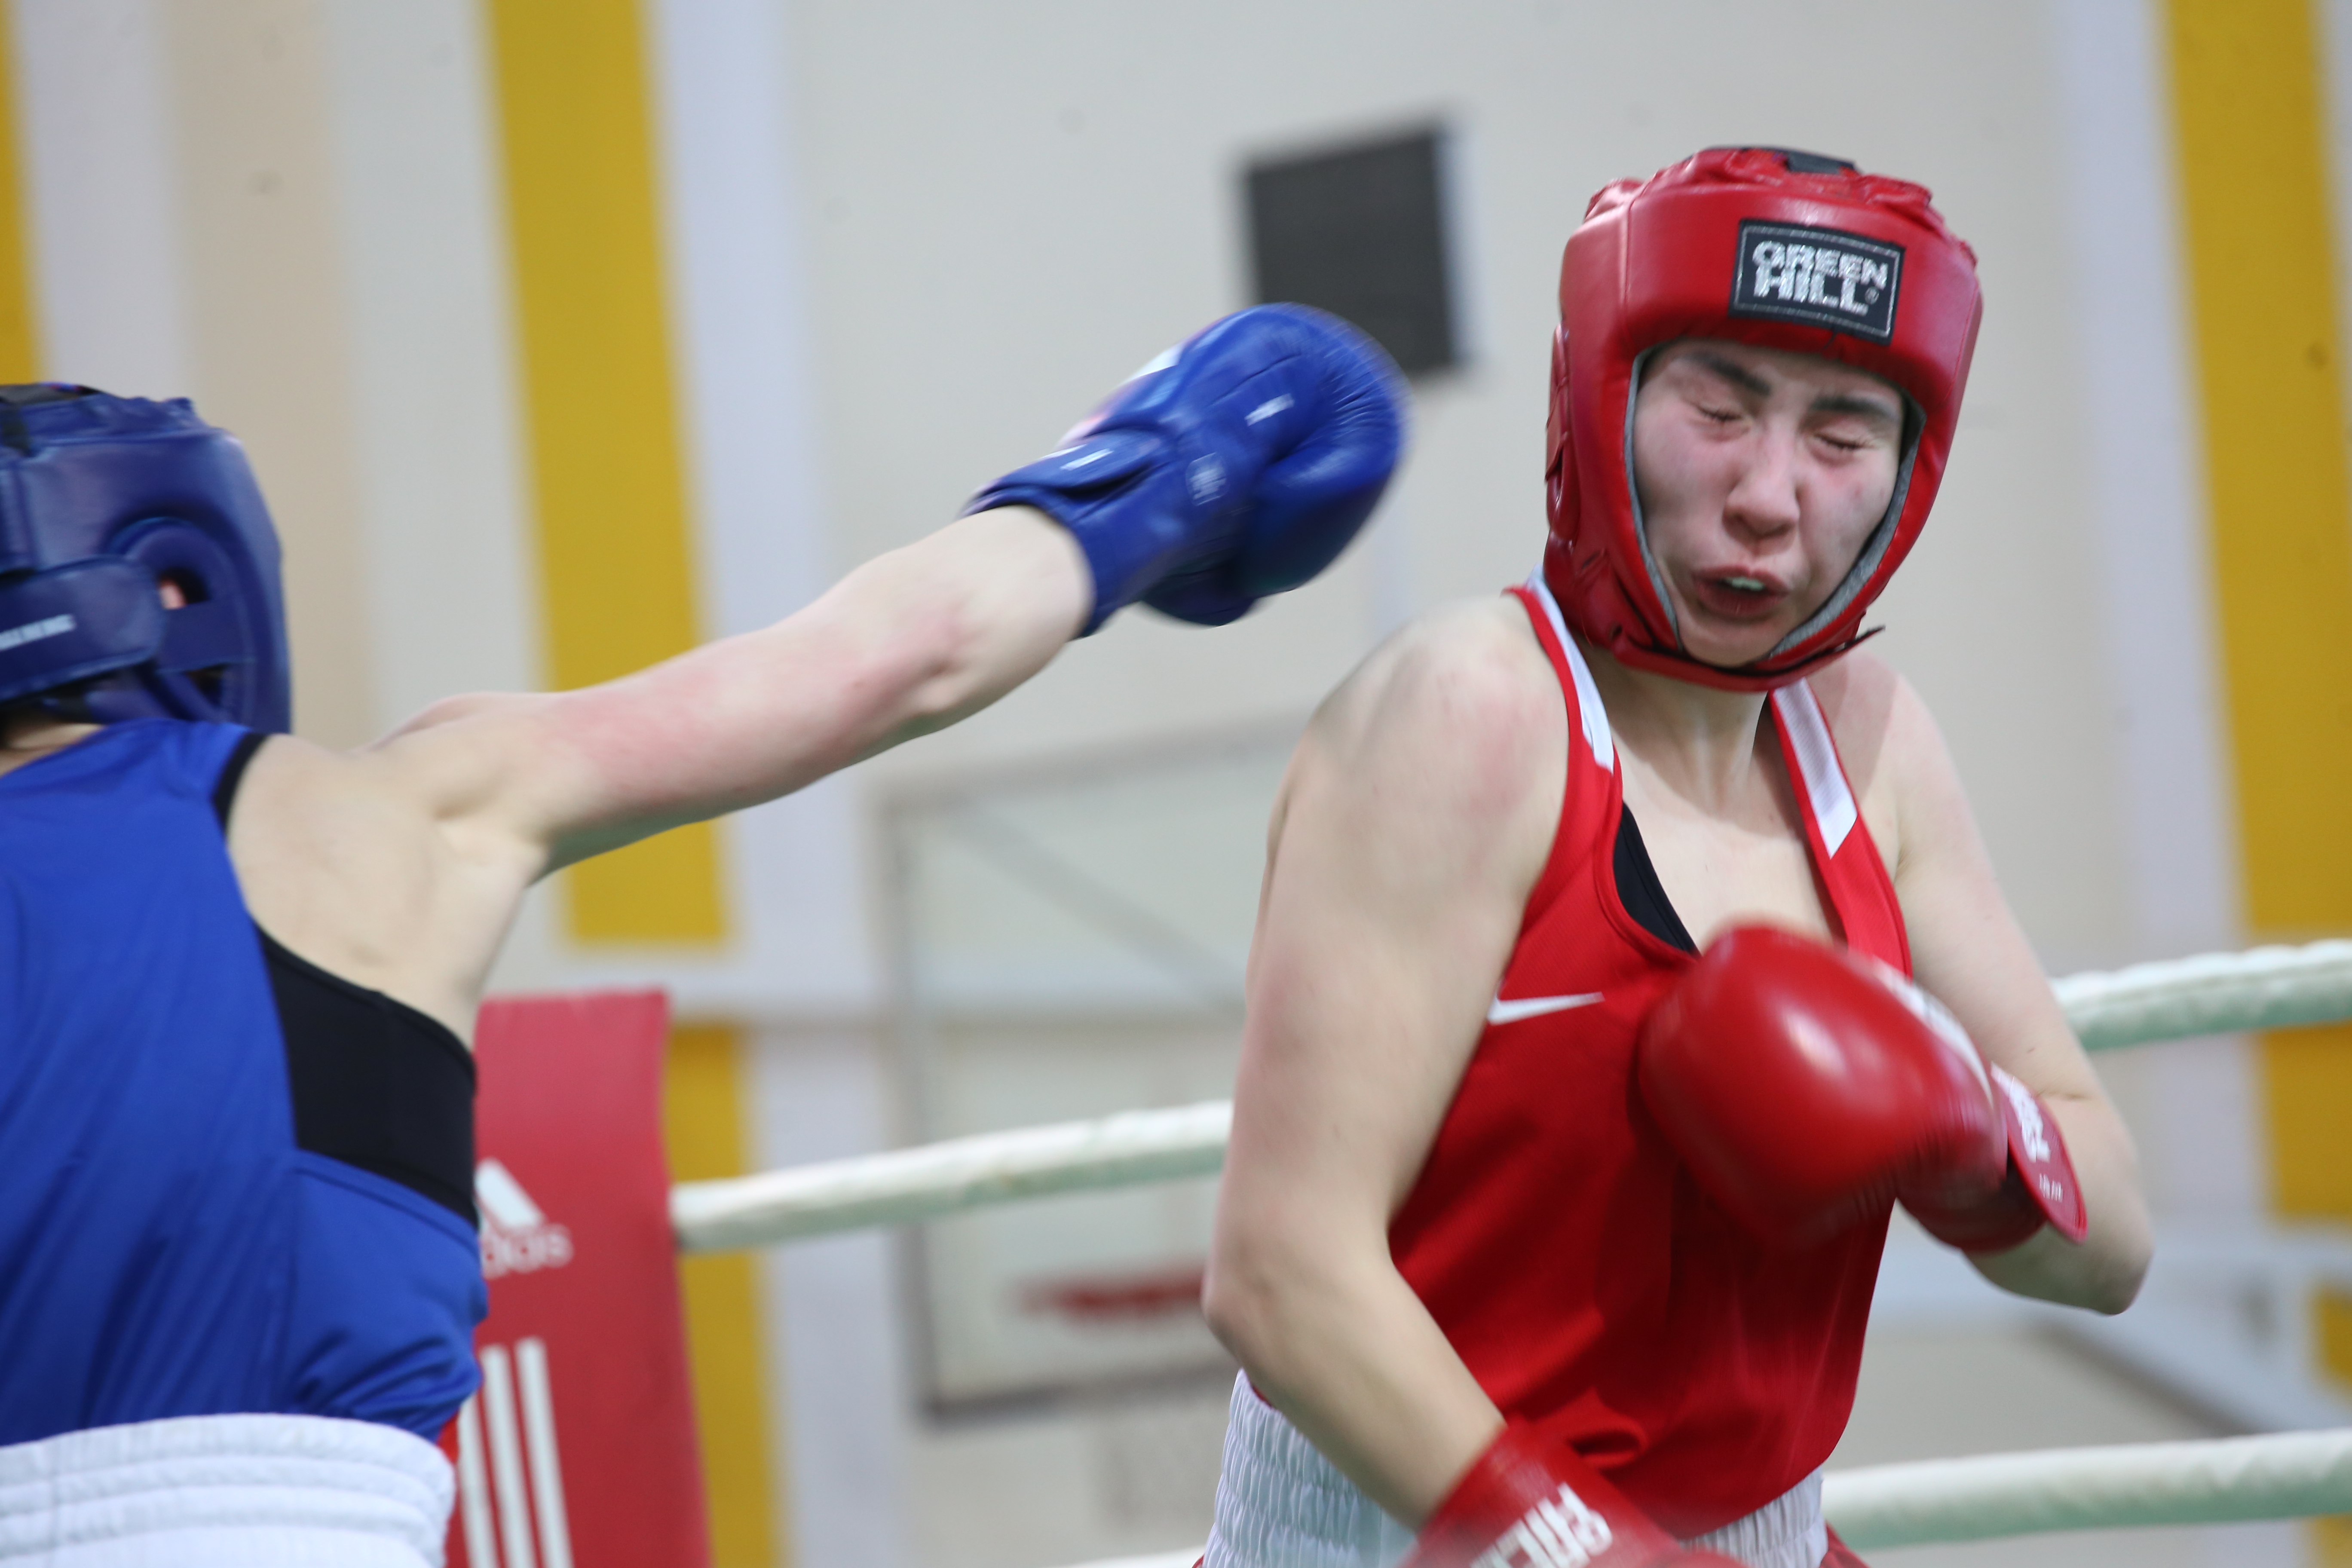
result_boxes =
[0,386,290,732]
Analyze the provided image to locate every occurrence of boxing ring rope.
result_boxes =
[669,1099,1231,1254]
[1819,1428,2352,1547]
[2047,937,2352,1051]
[668,938,2352,1253]
[1047,1429,2352,1565]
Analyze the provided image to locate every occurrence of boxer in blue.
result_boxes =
[0,306,1404,1565]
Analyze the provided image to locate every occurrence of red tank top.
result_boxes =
[1387,581,1906,1537]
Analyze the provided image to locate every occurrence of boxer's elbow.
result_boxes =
[2084,1215,2153,1315]
[1203,1216,1348,1386]
[2096,1253,2150,1316]
[2055,1136,2154,1315]
[1971,1208,2150,1316]
[1201,1234,1273,1363]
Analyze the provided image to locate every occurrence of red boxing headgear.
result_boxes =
[1544,147,1982,689]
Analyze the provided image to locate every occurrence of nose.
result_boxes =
[1722,427,1802,545]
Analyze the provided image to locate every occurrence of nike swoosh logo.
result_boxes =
[1486,992,1605,1026]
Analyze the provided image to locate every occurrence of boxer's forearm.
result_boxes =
[845,507,1091,753]
[631,503,1087,780]
[388,508,1088,869]
[1964,1090,2151,1313]
[1204,1231,1502,1525]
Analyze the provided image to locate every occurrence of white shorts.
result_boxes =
[1202,1374,1828,1568]
[0,1414,453,1567]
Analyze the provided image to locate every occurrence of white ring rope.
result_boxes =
[2051,938,2352,1052]
[1039,1430,2352,1564]
[1822,1427,2352,1545]
[671,938,2352,1253]
[670,1100,1231,1253]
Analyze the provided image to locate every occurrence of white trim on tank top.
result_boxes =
[1767,681,1858,856]
[1524,570,1857,857]
[1524,573,1614,771]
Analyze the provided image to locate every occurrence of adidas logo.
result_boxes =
[477,1159,575,1280]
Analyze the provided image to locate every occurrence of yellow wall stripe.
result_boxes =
[2166,23,2352,1548]
[483,0,726,944]
[2165,0,2352,1222]
[665,1023,787,1568]
[2168,0,2352,937]
[483,0,772,1554]
[2167,13,2352,1558]
[0,5,40,381]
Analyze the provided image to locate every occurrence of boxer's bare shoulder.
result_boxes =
[1298,595,1560,782]
[225,725,542,1037]
[1251,596,1567,1061]
[1274,595,1564,874]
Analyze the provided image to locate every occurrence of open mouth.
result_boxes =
[1689,570,1790,623]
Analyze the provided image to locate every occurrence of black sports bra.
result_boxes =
[213,732,477,1224]
[1614,803,1697,955]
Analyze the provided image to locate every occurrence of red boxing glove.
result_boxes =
[1637,926,2086,1251]
[1401,1426,1743,1568]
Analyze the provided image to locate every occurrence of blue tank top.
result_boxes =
[0,719,484,1442]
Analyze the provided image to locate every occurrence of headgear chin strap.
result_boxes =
[1544,147,1982,691]
[0,386,291,731]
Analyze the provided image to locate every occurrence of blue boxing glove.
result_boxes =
[966,304,1406,633]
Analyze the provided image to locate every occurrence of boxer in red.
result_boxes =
[1200,150,2153,1568]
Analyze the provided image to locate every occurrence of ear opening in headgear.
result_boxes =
[110,519,265,723]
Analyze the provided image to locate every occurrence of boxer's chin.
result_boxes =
[1669,602,1800,675]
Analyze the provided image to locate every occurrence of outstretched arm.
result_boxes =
[379,302,1405,876]
[381,506,1087,872]
[1202,599,1564,1525]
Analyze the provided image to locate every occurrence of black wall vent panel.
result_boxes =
[1246,128,1458,377]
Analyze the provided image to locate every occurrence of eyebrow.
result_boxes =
[1685,349,1773,398]
[1685,348,1902,426]
[1809,389,1905,425]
